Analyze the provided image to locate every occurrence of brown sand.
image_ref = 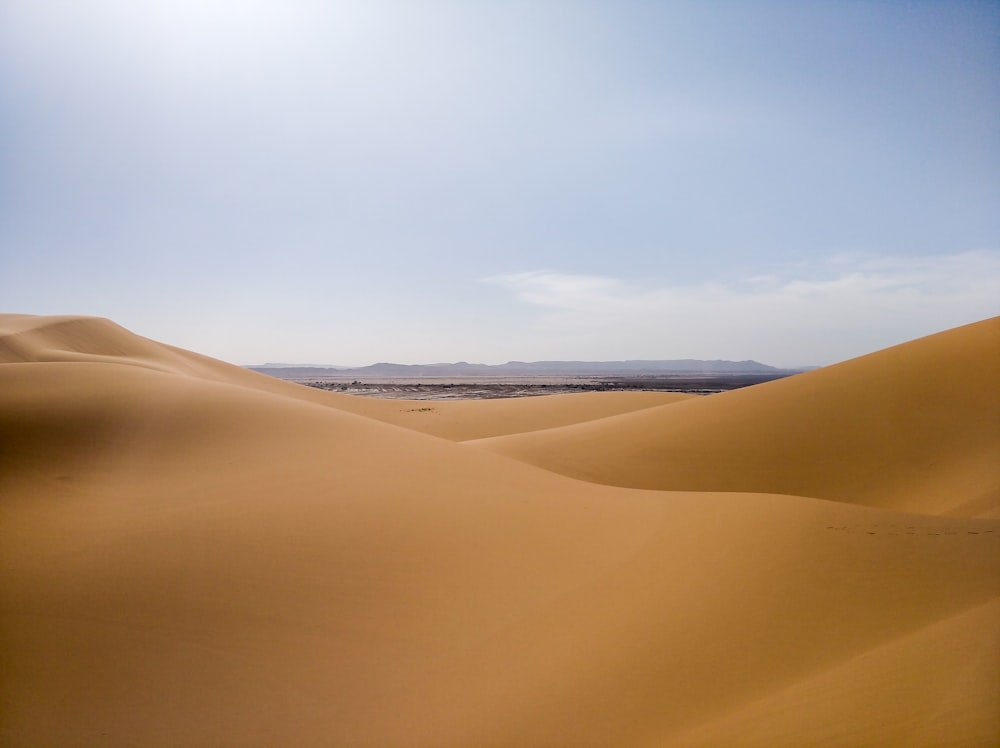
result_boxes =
[1,314,998,746]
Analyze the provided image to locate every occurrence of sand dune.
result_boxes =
[2,314,998,746]
[472,317,1000,517]
[0,314,688,440]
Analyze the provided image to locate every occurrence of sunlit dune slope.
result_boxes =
[2,313,998,746]
[666,597,1000,748]
[0,314,343,404]
[328,389,695,441]
[472,317,1000,517]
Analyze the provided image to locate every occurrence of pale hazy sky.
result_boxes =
[1,0,998,367]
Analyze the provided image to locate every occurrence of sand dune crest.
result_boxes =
[0,314,689,440]
[472,317,1000,517]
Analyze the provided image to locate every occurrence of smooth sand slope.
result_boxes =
[1,314,998,747]
[474,317,1000,518]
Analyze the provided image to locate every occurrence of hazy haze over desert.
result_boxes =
[1,1,999,746]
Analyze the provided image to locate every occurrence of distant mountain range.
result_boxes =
[249,359,787,378]
[253,363,352,370]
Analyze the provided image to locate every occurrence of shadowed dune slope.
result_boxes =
[2,314,998,746]
[472,317,1000,517]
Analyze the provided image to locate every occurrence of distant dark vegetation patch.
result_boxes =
[297,374,793,400]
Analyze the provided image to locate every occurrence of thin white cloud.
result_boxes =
[485,271,625,308]
[485,251,1000,367]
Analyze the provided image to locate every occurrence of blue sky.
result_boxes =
[1,0,998,367]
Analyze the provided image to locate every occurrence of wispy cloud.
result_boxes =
[484,251,1000,366]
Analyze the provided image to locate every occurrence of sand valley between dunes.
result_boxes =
[1,313,998,747]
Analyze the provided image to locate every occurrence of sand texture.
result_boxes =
[2,314,998,746]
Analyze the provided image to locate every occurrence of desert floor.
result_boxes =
[2,313,998,746]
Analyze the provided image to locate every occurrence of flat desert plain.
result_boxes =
[1,313,998,747]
